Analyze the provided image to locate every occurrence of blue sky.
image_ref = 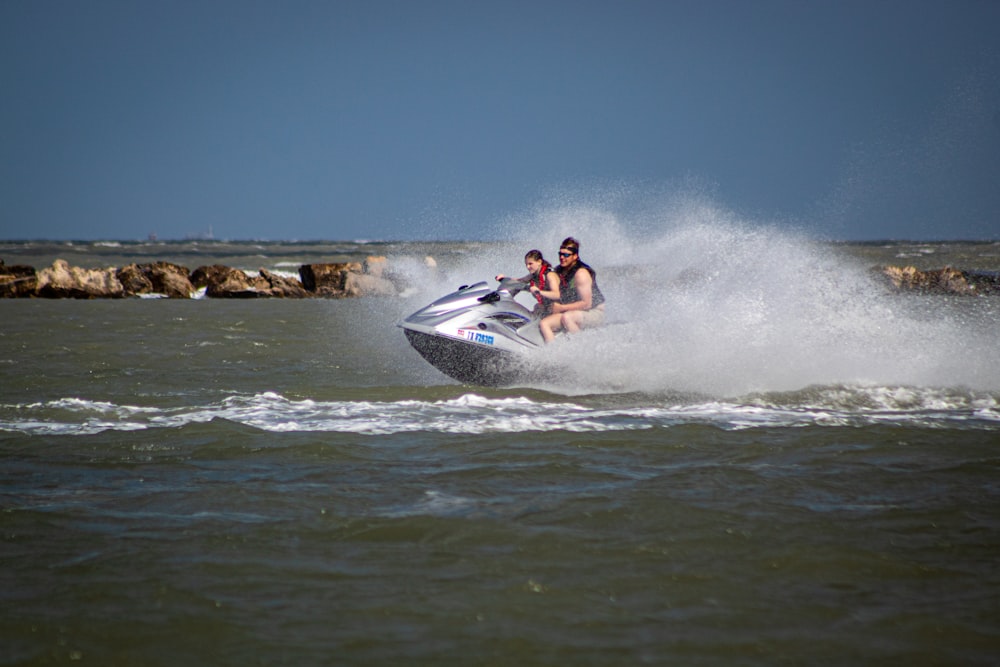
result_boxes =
[1,0,998,241]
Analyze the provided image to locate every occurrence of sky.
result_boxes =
[1,0,998,242]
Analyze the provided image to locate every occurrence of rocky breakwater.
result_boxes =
[876,265,1000,296]
[0,256,407,299]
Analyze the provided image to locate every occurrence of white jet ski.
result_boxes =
[399,278,549,386]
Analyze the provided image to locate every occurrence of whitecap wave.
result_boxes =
[1,387,997,437]
[437,196,1000,397]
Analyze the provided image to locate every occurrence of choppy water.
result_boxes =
[3,219,1000,664]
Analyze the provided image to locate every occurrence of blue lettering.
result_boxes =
[457,329,494,345]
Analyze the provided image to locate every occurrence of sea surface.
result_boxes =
[2,233,1000,665]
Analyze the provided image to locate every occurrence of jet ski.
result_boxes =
[399,278,547,386]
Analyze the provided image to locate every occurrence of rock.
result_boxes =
[879,265,976,295]
[149,261,195,298]
[358,255,400,296]
[192,265,309,298]
[299,262,363,296]
[963,270,1000,295]
[298,260,399,297]
[3,256,413,299]
[343,271,397,297]
[36,259,124,298]
[117,264,154,295]
[190,265,234,290]
[363,256,388,278]
[117,262,194,298]
[194,265,265,298]
[0,262,38,297]
[256,269,310,298]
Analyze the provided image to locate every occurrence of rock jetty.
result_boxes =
[876,265,1000,296]
[0,256,408,299]
[5,257,998,299]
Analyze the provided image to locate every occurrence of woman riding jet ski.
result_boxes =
[495,249,559,318]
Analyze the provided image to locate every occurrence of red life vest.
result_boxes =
[530,261,554,306]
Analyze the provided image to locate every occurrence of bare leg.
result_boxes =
[539,313,562,343]
[561,311,584,334]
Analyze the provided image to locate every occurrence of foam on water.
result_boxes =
[396,189,1000,396]
[2,388,997,437]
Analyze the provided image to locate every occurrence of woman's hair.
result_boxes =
[524,249,544,262]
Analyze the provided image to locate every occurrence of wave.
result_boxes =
[2,387,997,437]
[410,193,1000,396]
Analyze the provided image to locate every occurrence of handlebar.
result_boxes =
[497,277,530,294]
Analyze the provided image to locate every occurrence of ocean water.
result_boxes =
[2,219,1000,665]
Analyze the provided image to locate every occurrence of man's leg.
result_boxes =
[561,311,584,334]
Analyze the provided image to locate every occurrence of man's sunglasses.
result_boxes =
[558,250,576,258]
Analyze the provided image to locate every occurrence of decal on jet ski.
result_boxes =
[457,328,495,345]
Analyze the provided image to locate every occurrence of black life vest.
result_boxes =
[557,260,605,308]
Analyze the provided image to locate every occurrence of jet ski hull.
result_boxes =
[399,280,543,386]
[403,329,525,386]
